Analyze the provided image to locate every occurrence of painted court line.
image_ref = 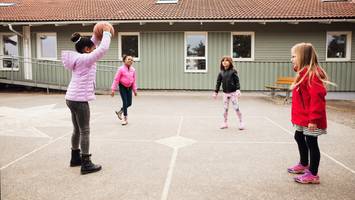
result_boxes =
[0,116,106,171]
[200,141,294,144]
[264,116,355,174]
[176,116,183,136]
[160,116,183,200]
[91,138,154,143]
[160,148,178,200]
[0,132,70,171]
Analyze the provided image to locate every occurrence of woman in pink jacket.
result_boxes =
[111,55,137,125]
[62,24,112,175]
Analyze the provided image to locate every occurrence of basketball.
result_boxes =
[93,22,115,40]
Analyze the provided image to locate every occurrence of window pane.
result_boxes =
[121,35,139,58]
[186,59,206,71]
[3,35,19,68]
[40,35,57,58]
[3,58,19,68]
[186,34,206,57]
[3,35,18,56]
[233,35,251,58]
[327,34,347,58]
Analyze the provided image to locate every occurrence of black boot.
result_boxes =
[81,154,102,175]
[70,149,81,167]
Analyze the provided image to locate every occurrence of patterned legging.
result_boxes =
[222,92,242,123]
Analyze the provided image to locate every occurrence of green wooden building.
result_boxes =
[0,0,354,91]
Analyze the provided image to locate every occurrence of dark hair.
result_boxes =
[220,56,235,71]
[122,54,132,62]
[70,32,94,54]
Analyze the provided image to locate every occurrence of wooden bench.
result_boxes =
[265,77,294,102]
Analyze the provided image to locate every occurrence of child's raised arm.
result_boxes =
[81,30,111,66]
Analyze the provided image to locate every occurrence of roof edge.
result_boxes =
[1,18,355,25]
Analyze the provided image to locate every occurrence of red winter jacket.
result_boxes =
[291,67,327,129]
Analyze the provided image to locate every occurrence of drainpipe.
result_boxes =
[8,24,23,37]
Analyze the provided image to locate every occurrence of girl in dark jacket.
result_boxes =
[213,56,244,130]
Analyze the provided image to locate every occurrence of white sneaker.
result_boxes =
[239,121,245,130]
[121,120,128,126]
[121,117,128,126]
[220,122,228,129]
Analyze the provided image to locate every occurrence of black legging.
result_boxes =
[119,83,132,117]
[294,130,320,175]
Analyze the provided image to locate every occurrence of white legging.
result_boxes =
[222,92,242,123]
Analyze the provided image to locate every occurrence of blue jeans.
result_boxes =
[119,84,132,117]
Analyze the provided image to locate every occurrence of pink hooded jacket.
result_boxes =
[62,32,111,102]
[111,65,137,93]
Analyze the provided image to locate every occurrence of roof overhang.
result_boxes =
[1,18,355,26]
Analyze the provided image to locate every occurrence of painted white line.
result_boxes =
[160,116,184,200]
[183,116,264,119]
[132,115,264,119]
[0,116,104,171]
[321,151,355,174]
[91,138,153,143]
[264,116,355,174]
[176,116,183,136]
[200,141,294,144]
[160,148,178,200]
[0,132,70,171]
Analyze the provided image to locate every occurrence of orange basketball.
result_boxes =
[93,22,115,40]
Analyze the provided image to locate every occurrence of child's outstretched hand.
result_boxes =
[236,90,242,97]
[110,91,115,97]
[212,92,217,99]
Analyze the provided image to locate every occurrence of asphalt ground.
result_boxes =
[0,92,354,200]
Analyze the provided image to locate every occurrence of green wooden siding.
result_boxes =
[1,23,355,91]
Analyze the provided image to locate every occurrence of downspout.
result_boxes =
[8,24,23,37]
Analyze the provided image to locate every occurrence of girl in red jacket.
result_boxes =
[287,43,333,184]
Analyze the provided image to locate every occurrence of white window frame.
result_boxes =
[118,32,140,61]
[184,32,208,73]
[326,31,352,62]
[231,32,255,61]
[0,32,20,71]
[36,32,57,60]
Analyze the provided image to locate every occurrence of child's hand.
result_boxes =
[212,92,217,99]
[236,90,241,97]
[308,123,317,132]
[102,24,111,32]
[110,91,115,97]
[133,91,137,96]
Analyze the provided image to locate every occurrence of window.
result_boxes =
[326,31,352,61]
[0,34,19,70]
[118,32,140,60]
[231,32,255,61]
[37,33,57,60]
[185,32,207,72]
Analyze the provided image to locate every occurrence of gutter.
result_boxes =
[8,24,23,37]
[0,18,355,26]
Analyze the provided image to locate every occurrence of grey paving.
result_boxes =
[0,92,354,200]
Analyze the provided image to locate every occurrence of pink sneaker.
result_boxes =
[220,122,228,129]
[287,163,309,174]
[239,121,245,130]
[294,170,320,184]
